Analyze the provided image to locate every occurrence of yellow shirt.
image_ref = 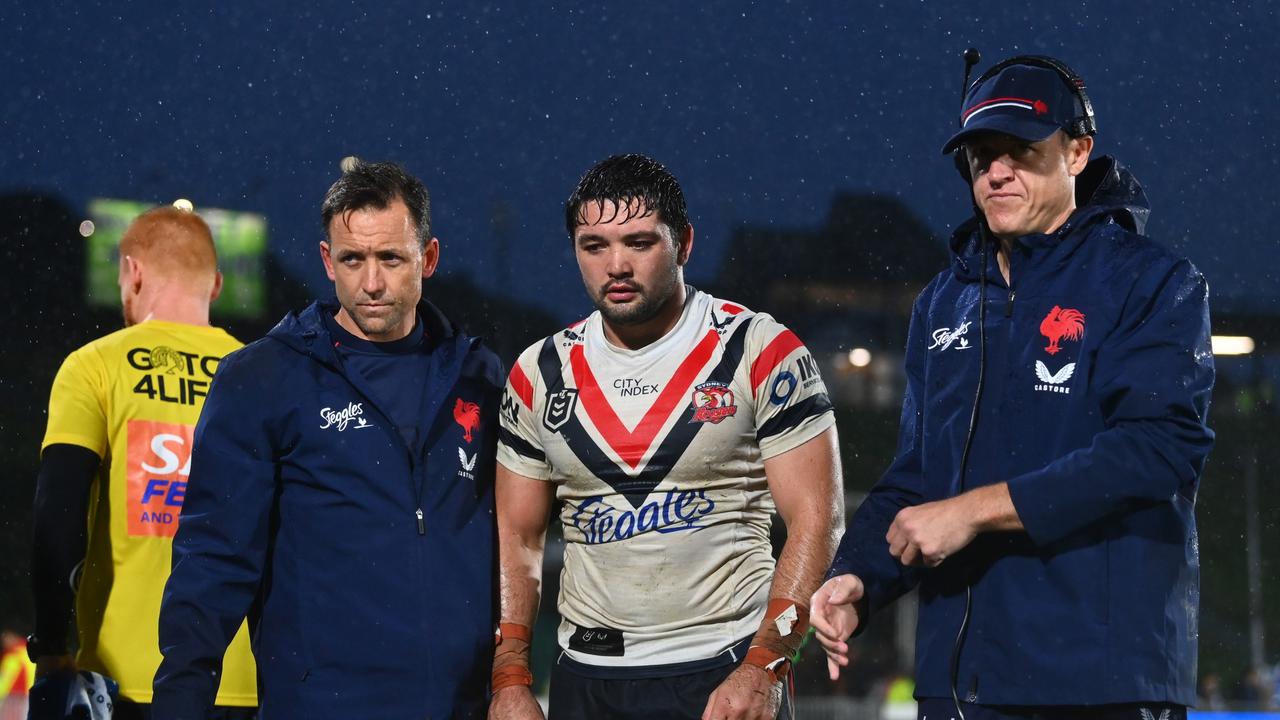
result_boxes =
[42,319,256,706]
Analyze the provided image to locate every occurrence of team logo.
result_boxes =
[148,346,186,374]
[453,398,481,443]
[928,322,972,352]
[319,401,373,431]
[1033,361,1076,394]
[710,311,734,333]
[543,388,579,432]
[1040,306,1085,355]
[690,381,737,424]
[456,447,477,480]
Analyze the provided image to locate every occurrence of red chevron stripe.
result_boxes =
[751,330,803,392]
[570,329,720,469]
[509,362,534,410]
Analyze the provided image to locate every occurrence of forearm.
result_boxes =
[30,444,99,654]
[769,511,841,605]
[497,527,544,628]
[964,482,1023,533]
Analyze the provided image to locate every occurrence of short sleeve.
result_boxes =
[496,348,553,480]
[746,314,836,459]
[42,346,109,457]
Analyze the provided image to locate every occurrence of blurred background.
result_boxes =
[3,2,1278,717]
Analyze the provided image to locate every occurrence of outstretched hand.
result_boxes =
[810,574,866,680]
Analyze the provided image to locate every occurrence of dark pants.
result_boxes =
[916,698,1187,720]
[114,698,258,720]
[548,659,794,720]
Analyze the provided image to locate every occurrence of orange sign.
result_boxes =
[126,420,194,537]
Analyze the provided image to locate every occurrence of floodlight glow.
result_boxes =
[79,220,95,237]
[848,348,872,367]
[172,198,194,212]
[1211,335,1255,355]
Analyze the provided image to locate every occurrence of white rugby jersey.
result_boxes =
[498,288,834,669]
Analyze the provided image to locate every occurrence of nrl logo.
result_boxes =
[927,322,972,352]
[543,388,578,432]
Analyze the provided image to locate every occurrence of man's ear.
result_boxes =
[1067,136,1094,177]
[319,241,337,281]
[676,225,695,267]
[422,238,440,279]
[123,255,144,294]
[210,271,223,303]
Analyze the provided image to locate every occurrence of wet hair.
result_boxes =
[321,160,431,246]
[120,205,218,287]
[564,154,690,243]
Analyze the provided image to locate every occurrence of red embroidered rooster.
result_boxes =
[1039,306,1085,355]
[453,398,481,443]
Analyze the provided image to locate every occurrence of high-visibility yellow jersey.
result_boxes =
[42,319,256,706]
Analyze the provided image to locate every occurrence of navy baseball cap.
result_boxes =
[942,61,1093,155]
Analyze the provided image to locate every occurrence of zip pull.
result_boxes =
[415,508,425,535]
[1005,290,1016,318]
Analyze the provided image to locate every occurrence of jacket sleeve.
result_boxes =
[152,350,277,718]
[828,292,927,616]
[1007,258,1215,546]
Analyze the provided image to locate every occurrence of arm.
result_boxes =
[812,292,932,677]
[1006,260,1214,545]
[29,444,100,676]
[488,464,553,720]
[702,427,846,720]
[152,354,277,718]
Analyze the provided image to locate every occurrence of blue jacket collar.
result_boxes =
[267,297,467,368]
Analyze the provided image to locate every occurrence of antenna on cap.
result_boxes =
[960,48,981,126]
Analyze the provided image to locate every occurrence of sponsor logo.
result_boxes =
[928,322,972,352]
[543,388,578,432]
[569,624,624,656]
[795,353,821,389]
[690,381,737,424]
[126,420,194,537]
[613,378,659,397]
[127,346,222,406]
[319,402,373,431]
[1033,360,1076,394]
[500,389,520,425]
[770,370,797,406]
[1040,305,1085,355]
[457,447,477,480]
[569,488,716,544]
[1138,710,1171,720]
[453,398,480,443]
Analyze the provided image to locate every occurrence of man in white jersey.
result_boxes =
[489,154,843,720]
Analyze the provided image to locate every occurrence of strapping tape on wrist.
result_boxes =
[492,622,533,691]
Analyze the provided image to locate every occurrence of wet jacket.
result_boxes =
[831,157,1214,706]
[153,299,503,720]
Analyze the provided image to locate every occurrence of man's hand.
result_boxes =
[886,495,979,567]
[886,483,1022,567]
[488,685,545,720]
[701,664,782,720]
[810,574,866,680]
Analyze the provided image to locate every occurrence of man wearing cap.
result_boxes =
[811,56,1214,719]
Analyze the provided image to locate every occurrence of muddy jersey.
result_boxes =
[42,320,256,705]
[498,289,834,669]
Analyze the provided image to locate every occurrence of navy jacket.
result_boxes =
[154,299,503,719]
[832,157,1214,706]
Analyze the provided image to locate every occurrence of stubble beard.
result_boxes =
[592,260,681,328]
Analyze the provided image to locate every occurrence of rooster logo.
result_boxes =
[1039,306,1085,355]
[453,398,481,443]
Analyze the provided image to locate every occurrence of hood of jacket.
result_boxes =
[948,155,1151,281]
